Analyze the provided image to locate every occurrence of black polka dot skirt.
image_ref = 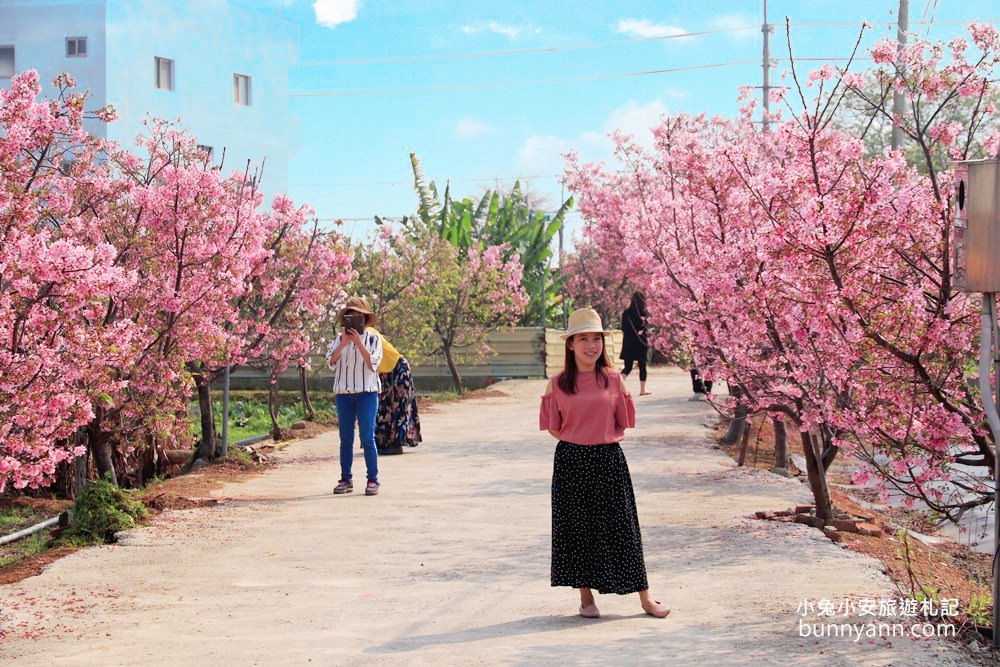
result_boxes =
[551,441,649,595]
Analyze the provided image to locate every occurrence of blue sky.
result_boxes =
[232,0,998,239]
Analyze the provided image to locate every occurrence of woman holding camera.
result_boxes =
[327,297,383,496]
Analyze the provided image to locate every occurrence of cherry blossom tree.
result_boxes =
[561,236,635,328]
[237,202,353,442]
[565,23,1000,523]
[0,71,133,493]
[354,219,527,394]
[1,71,351,491]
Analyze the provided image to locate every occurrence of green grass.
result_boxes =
[0,533,48,567]
[0,505,59,568]
[421,390,460,403]
[189,391,337,443]
[0,506,45,533]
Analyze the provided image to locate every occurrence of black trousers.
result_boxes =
[690,368,713,394]
[622,357,647,382]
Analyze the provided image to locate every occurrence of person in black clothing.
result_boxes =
[620,291,651,396]
[689,367,713,401]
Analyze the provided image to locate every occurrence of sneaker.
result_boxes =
[688,393,703,401]
[333,479,353,494]
[365,480,380,496]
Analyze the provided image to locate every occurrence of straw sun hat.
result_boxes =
[560,308,611,340]
[338,297,377,326]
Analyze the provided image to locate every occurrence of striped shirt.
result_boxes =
[327,330,383,394]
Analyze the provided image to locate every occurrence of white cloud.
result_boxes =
[712,14,758,43]
[313,0,359,28]
[455,117,497,139]
[460,22,540,40]
[517,98,671,174]
[615,19,688,40]
[517,135,577,175]
[602,99,668,149]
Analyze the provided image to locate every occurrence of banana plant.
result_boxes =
[395,153,574,326]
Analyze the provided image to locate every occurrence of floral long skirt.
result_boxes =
[375,357,422,455]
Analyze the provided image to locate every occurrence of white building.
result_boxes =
[0,0,300,200]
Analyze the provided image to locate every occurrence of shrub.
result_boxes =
[69,475,148,543]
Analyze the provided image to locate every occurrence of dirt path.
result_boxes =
[0,367,976,666]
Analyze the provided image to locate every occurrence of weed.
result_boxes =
[63,475,148,543]
[0,507,35,533]
[0,533,48,568]
[967,594,993,626]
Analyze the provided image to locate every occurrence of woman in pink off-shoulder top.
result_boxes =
[539,308,671,620]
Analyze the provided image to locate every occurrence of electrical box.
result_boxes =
[953,160,1000,293]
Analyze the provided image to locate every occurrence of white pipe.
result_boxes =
[0,515,60,547]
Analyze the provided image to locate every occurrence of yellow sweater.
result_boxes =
[368,327,401,373]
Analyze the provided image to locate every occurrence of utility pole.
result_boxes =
[559,184,568,329]
[891,0,909,149]
[761,0,774,132]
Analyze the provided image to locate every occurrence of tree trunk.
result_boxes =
[800,429,833,522]
[269,376,284,441]
[443,343,464,394]
[721,383,746,445]
[299,364,316,421]
[53,429,89,498]
[771,418,789,472]
[194,372,217,461]
[820,425,839,471]
[737,415,752,466]
[87,413,117,486]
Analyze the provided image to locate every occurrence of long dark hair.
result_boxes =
[629,290,649,317]
[557,334,611,394]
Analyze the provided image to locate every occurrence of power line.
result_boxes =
[290,59,759,97]
[313,210,585,223]
[788,18,998,27]
[291,174,563,188]
[297,25,759,66]
[294,18,1000,69]
[773,56,873,61]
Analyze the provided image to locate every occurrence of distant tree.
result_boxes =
[358,218,527,393]
[397,153,572,327]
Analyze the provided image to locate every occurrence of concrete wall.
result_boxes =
[228,327,625,391]
[0,0,299,201]
[544,328,624,378]
[0,0,108,137]
[103,0,299,199]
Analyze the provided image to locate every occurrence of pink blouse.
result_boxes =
[539,369,636,445]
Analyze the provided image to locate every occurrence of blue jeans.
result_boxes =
[336,392,379,482]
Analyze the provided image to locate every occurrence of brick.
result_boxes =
[795,504,815,514]
[832,519,861,533]
[858,523,883,537]
[795,513,824,528]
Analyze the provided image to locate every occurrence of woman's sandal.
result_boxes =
[643,601,671,618]
[579,603,601,618]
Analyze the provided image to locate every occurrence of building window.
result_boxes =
[233,73,251,106]
[155,56,174,91]
[0,46,14,79]
[66,37,87,57]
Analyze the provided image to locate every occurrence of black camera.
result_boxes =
[342,312,366,334]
